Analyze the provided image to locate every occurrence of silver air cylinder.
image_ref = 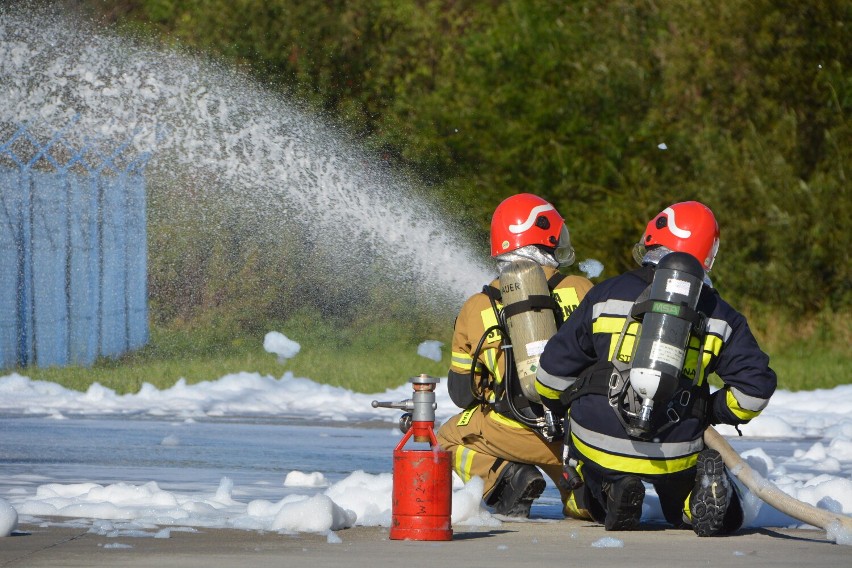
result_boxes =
[498,259,558,403]
[628,252,704,434]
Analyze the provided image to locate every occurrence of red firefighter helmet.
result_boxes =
[638,201,720,271]
[490,193,574,265]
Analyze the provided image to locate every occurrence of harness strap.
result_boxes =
[502,294,559,318]
[483,284,559,319]
[482,284,501,301]
[547,272,565,289]
[558,360,613,408]
[631,299,706,334]
[548,272,569,326]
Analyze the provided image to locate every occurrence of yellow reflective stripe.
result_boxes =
[683,338,702,384]
[571,433,699,475]
[451,351,475,372]
[454,446,475,482]
[704,334,724,357]
[553,286,580,307]
[613,329,638,363]
[730,387,769,412]
[727,389,761,421]
[479,306,502,343]
[553,287,581,320]
[456,406,477,427]
[535,380,562,402]
[571,419,702,456]
[487,411,527,429]
[697,334,723,385]
[563,493,592,520]
[593,316,626,335]
[683,334,724,386]
[683,493,692,522]
[483,347,501,384]
[598,320,639,362]
[706,318,733,341]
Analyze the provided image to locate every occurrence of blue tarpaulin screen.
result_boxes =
[0,123,149,368]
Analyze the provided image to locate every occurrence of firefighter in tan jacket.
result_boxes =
[436,193,593,518]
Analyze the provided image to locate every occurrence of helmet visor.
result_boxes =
[632,242,647,266]
[554,225,575,267]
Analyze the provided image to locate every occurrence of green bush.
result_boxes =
[74,0,850,367]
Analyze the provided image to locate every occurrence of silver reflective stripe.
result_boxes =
[705,317,732,340]
[570,418,703,459]
[592,299,634,319]
[731,386,770,411]
[484,348,499,381]
[536,367,576,391]
[452,353,476,369]
[458,447,473,481]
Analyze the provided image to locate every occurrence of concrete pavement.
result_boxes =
[1,519,846,568]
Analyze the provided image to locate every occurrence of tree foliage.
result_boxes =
[89,0,850,321]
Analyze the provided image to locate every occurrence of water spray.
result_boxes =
[372,375,452,541]
[0,4,492,315]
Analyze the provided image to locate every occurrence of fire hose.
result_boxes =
[703,426,852,536]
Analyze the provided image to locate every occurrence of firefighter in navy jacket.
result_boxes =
[536,201,777,536]
[437,193,593,519]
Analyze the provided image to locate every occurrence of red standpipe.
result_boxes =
[374,375,453,541]
[390,418,453,541]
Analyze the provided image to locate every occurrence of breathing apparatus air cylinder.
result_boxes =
[498,259,558,404]
[627,251,705,437]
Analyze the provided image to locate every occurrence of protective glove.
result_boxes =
[709,387,745,426]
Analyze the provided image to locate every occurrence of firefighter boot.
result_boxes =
[602,475,645,531]
[487,463,546,518]
[689,448,743,536]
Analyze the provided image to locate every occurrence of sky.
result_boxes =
[0,333,851,547]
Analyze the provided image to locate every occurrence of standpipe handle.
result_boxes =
[371,400,414,411]
[704,426,852,534]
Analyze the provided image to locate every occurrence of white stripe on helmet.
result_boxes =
[508,203,555,234]
[663,206,692,239]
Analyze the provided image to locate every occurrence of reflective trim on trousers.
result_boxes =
[569,419,701,475]
[453,445,476,482]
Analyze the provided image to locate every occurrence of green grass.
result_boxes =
[15,320,453,396]
[708,307,851,391]
[707,342,849,392]
[10,310,849,396]
[753,310,850,391]
[767,343,850,391]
